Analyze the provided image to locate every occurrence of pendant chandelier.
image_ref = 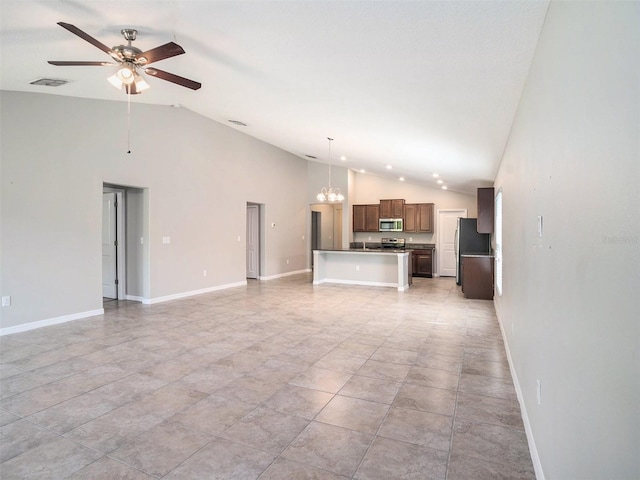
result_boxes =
[316,137,344,202]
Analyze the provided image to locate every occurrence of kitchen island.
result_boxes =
[313,249,411,291]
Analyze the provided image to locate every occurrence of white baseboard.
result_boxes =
[0,309,104,336]
[125,295,144,302]
[495,309,545,480]
[259,269,311,281]
[144,281,248,304]
[314,278,398,289]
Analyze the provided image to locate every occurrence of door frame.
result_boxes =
[103,186,126,299]
[246,203,261,279]
[437,208,467,277]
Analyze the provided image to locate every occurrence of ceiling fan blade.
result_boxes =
[144,68,201,90]
[48,61,114,66]
[135,42,185,65]
[57,22,112,55]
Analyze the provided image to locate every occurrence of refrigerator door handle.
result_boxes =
[454,229,458,257]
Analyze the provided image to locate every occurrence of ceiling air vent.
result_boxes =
[30,78,70,87]
[305,155,317,159]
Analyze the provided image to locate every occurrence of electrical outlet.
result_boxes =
[286,259,289,264]
[1,296,10,307]
[203,270,207,277]
[356,265,360,271]
[536,380,542,405]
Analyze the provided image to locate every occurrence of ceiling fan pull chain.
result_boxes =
[127,89,132,154]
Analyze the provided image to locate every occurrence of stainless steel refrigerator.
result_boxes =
[455,218,491,285]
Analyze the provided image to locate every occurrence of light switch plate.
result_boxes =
[537,216,543,237]
[2,296,10,307]
[162,236,171,244]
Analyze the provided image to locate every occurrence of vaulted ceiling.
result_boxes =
[0,0,549,193]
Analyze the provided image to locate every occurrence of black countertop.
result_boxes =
[349,242,435,250]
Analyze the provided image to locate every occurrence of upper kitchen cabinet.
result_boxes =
[477,187,495,233]
[353,204,380,232]
[404,203,434,233]
[379,199,405,218]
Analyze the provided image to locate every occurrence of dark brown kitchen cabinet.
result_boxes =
[477,187,495,234]
[461,255,494,300]
[403,204,417,232]
[404,203,434,233]
[411,248,433,277]
[353,204,380,232]
[380,199,405,218]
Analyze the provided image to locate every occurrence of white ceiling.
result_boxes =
[0,0,549,194]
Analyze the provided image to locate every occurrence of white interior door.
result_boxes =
[438,209,466,277]
[102,192,118,298]
[246,204,259,279]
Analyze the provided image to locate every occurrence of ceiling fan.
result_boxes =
[48,22,201,94]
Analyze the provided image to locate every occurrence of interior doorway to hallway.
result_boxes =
[102,184,147,304]
[102,187,124,300]
[246,203,262,279]
[438,208,467,277]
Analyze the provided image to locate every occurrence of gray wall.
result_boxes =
[494,1,639,478]
[1,91,310,330]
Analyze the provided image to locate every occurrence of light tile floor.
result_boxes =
[0,275,535,479]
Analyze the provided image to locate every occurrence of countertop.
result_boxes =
[461,252,495,257]
[314,248,409,254]
[349,242,435,250]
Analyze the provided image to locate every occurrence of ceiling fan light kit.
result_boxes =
[48,22,201,94]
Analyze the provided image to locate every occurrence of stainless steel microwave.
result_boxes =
[379,218,403,232]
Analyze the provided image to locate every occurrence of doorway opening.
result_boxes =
[310,203,343,268]
[102,184,147,305]
[437,208,467,277]
[246,203,262,279]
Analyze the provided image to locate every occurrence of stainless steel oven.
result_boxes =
[379,218,403,232]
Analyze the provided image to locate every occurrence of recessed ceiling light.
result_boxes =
[228,120,247,126]
[437,179,443,184]
[433,173,439,178]
[340,156,347,161]
[360,169,366,173]
[399,177,405,182]
[386,165,392,170]
[441,186,448,190]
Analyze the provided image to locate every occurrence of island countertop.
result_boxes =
[316,248,410,254]
[312,249,411,291]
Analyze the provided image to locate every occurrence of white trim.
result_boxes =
[495,309,545,480]
[259,269,311,281]
[143,281,248,305]
[125,295,145,302]
[0,309,104,336]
